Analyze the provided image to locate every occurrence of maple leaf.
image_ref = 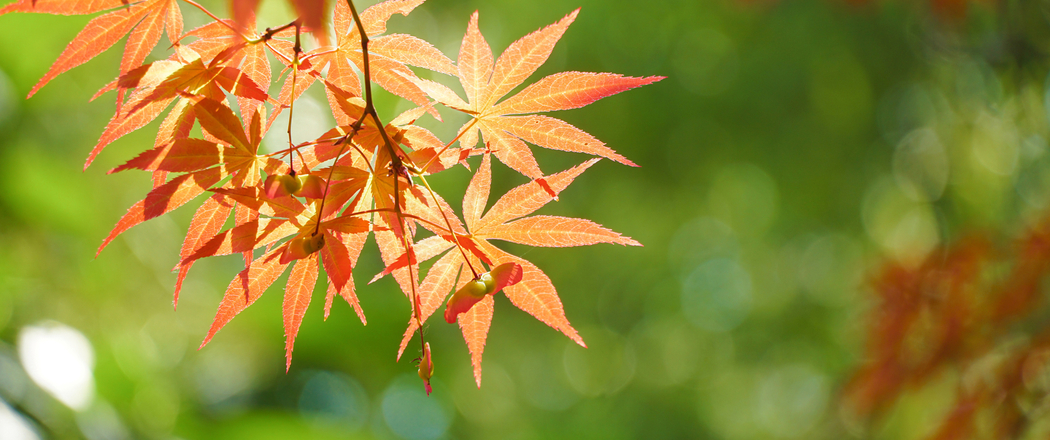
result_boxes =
[86,48,269,170]
[178,17,285,118]
[306,0,454,122]
[184,140,375,362]
[394,154,639,386]
[5,0,184,99]
[98,97,285,281]
[331,118,445,302]
[173,193,232,308]
[0,0,125,15]
[283,253,319,371]
[96,167,224,257]
[199,246,290,349]
[195,194,370,363]
[88,60,186,169]
[412,9,663,179]
[321,185,373,324]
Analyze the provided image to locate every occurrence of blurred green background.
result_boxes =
[0,0,1047,438]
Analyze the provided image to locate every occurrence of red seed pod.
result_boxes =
[296,174,326,199]
[418,342,434,396]
[444,262,524,323]
[263,173,302,198]
[302,233,325,254]
[444,279,488,324]
[280,233,326,263]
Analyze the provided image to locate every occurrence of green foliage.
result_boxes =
[2,0,1049,439]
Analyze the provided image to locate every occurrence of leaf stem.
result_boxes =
[314,118,366,233]
[286,21,303,175]
[178,0,250,41]
[259,20,299,42]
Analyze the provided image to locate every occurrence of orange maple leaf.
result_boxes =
[302,0,453,124]
[415,9,663,178]
[97,98,280,256]
[87,47,269,170]
[394,154,640,386]
[195,189,372,365]
[5,0,183,99]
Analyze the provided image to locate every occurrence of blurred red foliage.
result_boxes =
[845,217,1050,438]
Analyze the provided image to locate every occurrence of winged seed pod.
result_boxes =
[445,263,523,324]
[418,342,435,396]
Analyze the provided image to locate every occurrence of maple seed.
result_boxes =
[280,174,302,196]
[418,342,434,396]
[264,173,302,198]
[283,233,326,263]
[444,263,524,324]
[444,280,487,324]
[265,173,326,199]
[296,174,326,199]
[302,233,325,254]
[479,272,495,293]
[468,278,491,297]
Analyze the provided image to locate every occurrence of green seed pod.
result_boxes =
[296,174,326,199]
[465,278,488,298]
[278,174,302,195]
[479,272,495,294]
[302,233,325,254]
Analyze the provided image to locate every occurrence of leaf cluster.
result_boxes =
[3,0,661,392]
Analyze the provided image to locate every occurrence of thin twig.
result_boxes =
[417,174,480,278]
[286,21,303,174]
[179,0,250,41]
[314,116,368,234]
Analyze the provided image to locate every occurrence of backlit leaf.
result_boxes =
[200,247,289,349]
[283,253,319,371]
